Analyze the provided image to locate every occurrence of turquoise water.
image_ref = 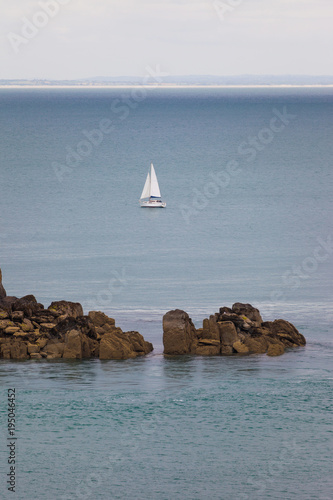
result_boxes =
[0,88,332,499]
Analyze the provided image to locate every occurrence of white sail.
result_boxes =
[149,163,161,198]
[140,172,151,199]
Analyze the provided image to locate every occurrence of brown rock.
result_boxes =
[30,353,42,360]
[81,335,91,358]
[43,340,64,358]
[88,338,100,357]
[233,340,249,354]
[232,303,263,327]
[243,337,268,354]
[195,344,220,356]
[205,315,220,340]
[127,331,153,355]
[218,321,239,346]
[40,323,57,332]
[88,311,115,329]
[28,344,40,354]
[163,309,196,355]
[13,331,29,338]
[12,295,42,317]
[99,329,136,360]
[221,345,234,355]
[263,320,306,347]
[37,338,48,349]
[198,339,220,346]
[5,326,20,334]
[63,330,82,359]
[21,319,34,332]
[1,345,11,359]
[11,310,24,321]
[10,341,28,359]
[0,319,13,330]
[267,343,285,356]
[219,306,233,316]
[0,310,9,319]
[0,268,6,299]
[48,300,83,319]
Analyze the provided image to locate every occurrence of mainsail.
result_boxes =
[140,163,161,199]
[149,163,161,198]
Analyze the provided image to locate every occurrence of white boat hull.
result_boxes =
[140,199,166,208]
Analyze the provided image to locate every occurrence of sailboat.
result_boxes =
[140,163,166,207]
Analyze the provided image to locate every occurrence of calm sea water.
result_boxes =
[0,88,332,499]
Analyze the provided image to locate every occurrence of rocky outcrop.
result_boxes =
[163,303,306,357]
[0,269,6,299]
[0,271,153,360]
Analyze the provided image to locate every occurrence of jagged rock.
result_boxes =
[126,331,153,355]
[0,269,6,299]
[100,329,136,360]
[88,311,115,330]
[219,306,232,316]
[262,319,306,347]
[48,301,83,319]
[12,295,42,317]
[163,309,196,355]
[231,303,263,327]
[0,310,8,319]
[219,312,247,330]
[163,303,305,357]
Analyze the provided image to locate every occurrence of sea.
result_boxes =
[0,87,332,499]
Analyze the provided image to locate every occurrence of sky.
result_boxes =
[0,0,332,80]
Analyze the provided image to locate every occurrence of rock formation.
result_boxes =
[0,269,153,361]
[163,303,306,357]
[0,269,6,299]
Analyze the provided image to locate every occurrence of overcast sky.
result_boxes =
[1,0,332,79]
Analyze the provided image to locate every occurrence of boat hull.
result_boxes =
[140,200,166,208]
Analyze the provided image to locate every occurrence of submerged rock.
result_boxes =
[163,302,306,357]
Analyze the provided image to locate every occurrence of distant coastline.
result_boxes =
[1,75,333,89]
[1,84,333,89]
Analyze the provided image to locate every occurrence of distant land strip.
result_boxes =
[1,75,333,87]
